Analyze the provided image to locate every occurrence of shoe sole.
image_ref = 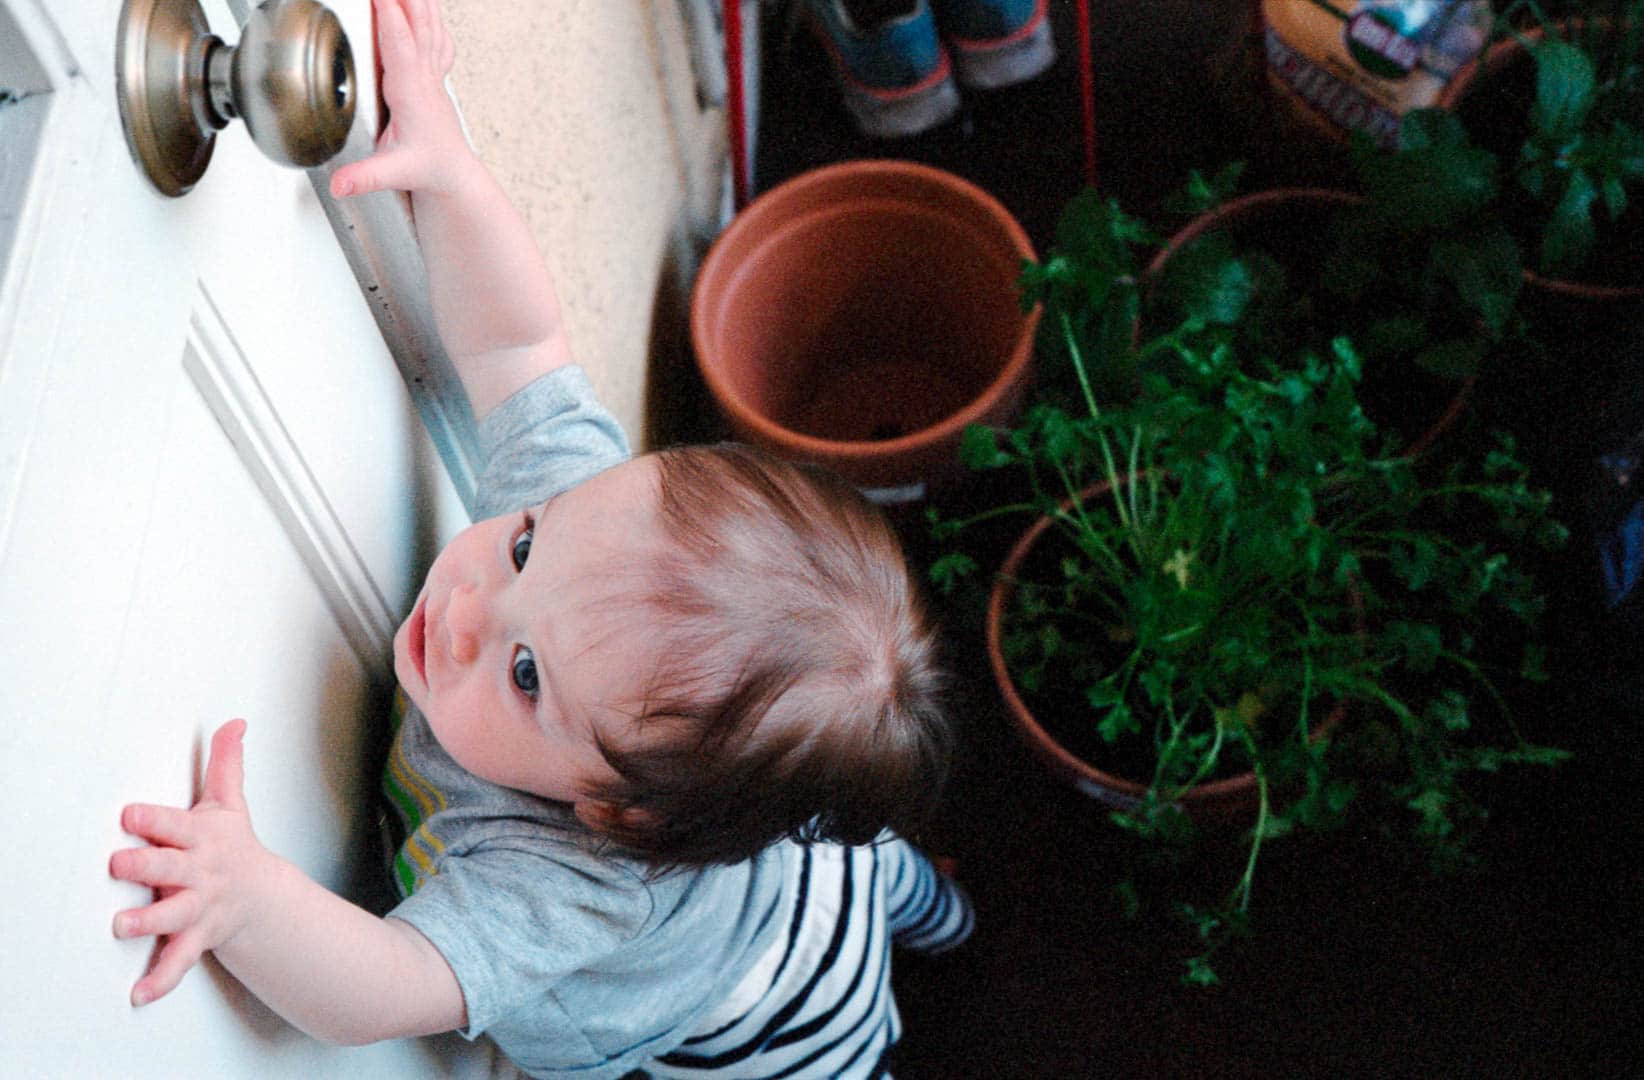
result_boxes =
[807,5,962,139]
[841,63,961,138]
[945,0,1056,89]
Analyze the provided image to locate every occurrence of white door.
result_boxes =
[0,1,497,1073]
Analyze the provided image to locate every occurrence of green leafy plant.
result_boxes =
[931,194,1569,985]
[1141,133,1523,385]
[1333,108,1525,378]
[1502,0,1644,277]
[1373,1,1644,286]
[1019,167,1246,409]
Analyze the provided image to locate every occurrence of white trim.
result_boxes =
[185,280,399,673]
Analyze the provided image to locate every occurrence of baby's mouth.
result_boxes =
[408,596,428,683]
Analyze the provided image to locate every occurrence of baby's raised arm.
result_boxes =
[330,0,576,418]
[111,721,466,1042]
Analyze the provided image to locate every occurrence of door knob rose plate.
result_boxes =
[117,0,357,197]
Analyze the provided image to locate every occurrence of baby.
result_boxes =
[108,1,971,1076]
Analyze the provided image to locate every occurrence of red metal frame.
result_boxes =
[724,0,750,211]
[1076,0,1094,188]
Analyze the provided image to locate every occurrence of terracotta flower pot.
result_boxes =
[1143,187,1473,458]
[1437,25,1644,304]
[986,482,1347,824]
[691,160,1040,502]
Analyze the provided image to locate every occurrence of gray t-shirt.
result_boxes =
[383,367,793,1078]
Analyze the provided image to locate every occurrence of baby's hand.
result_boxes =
[110,719,275,1007]
[330,0,468,199]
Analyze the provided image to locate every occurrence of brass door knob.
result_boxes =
[117,0,357,197]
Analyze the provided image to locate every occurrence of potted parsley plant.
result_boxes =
[929,190,1570,984]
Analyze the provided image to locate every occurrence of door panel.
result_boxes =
[1,0,488,1073]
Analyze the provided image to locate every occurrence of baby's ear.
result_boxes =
[573,799,657,836]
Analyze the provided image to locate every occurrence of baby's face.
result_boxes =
[393,457,663,806]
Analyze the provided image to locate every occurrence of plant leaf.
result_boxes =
[1039,407,1083,467]
[1388,619,1442,672]
[1430,227,1521,334]
[1390,538,1439,591]
[1409,787,1455,840]
[1540,167,1600,277]
[1053,188,1150,276]
[1183,161,1247,213]
[1601,174,1628,220]
[1362,138,1498,228]
[960,423,1013,470]
[1097,699,1137,743]
[1425,688,1469,732]
[1182,955,1221,988]
[1530,39,1597,139]
[1159,234,1256,326]
[927,552,977,595]
[1398,107,1468,151]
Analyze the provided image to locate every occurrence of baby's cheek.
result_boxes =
[427,706,519,788]
[423,707,471,761]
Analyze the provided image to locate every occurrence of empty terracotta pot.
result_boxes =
[691,160,1039,501]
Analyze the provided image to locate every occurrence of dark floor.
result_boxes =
[735,3,1643,1076]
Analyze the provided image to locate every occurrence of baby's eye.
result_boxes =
[511,514,534,572]
[511,645,540,700]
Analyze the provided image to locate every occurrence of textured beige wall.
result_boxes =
[441,0,729,449]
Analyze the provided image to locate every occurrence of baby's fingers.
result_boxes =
[429,0,454,73]
[121,803,193,847]
[373,0,417,65]
[131,932,206,1007]
[114,889,203,942]
[402,0,439,48]
[110,845,192,888]
[376,0,452,78]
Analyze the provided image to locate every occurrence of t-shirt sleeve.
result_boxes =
[387,839,653,1043]
[473,366,632,521]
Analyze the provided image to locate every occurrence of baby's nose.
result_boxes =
[446,585,485,664]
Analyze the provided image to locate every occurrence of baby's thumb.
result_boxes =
[202,718,248,808]
[329,154,409,199]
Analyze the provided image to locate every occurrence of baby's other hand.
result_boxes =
[330,0,470,199]
[110,719,275,1007]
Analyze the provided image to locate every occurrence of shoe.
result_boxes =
[931,0,1056,89]
[804,0,961,138]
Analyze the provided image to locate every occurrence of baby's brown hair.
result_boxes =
[584,443,951,867]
